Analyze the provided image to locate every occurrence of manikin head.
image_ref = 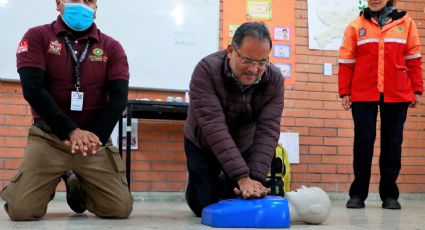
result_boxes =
[285,186,331,224]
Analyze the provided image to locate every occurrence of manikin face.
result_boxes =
[367,0,389,12]
[285,186,331,224]
[227,36,270,86]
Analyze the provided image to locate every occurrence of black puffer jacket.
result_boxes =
[184,49,284,182]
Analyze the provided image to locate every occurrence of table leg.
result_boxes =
[118,116,123,157]
[126,105,133,189]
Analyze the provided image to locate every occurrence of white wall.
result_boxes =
[0,0,220,91]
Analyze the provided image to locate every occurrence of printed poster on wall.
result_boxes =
[273,44,290,59]
[308,0,363,50]
[229,24,241,37]
[274,63,292,78]
[246,0,272,20]
[111,118,138,150]
[274,26,290,41]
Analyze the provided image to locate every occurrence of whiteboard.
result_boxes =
[0,0,220,91]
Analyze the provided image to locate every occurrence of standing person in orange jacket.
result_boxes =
[338,0,423,209]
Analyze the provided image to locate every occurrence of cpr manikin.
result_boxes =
[285,186,331,224]
[201,186,331,228]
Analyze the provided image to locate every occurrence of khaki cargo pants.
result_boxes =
[1,126,134,221]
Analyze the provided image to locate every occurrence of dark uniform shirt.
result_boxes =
[16,16,129,129]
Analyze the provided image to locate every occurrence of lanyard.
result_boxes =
[63,35,91,91]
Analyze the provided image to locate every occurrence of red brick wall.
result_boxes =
[1,0,424,193]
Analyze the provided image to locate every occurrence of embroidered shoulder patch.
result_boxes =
[16,40,29,54]
[359,28,366,37]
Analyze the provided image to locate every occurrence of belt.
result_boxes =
[33,119,52,133]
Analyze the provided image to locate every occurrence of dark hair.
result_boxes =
[231,22,272,49]
[387,0,396,6]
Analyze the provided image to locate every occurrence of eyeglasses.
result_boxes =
[232,46,269,67]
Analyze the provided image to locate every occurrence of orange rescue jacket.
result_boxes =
[338,12,423,102]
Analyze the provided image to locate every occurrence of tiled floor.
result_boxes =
[0,192,424,229]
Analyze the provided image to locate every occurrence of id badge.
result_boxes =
[70,91,84,111]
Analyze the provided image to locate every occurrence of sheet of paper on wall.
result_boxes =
[111,118,139,150]
[279,132,299,164]
[307,0,361,50]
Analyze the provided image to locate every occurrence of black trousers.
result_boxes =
[349,96,409,201]
[184,139,254,217]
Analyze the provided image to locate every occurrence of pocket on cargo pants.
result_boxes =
[1,171,24,202]
[106,145,128,187]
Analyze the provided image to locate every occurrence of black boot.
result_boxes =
[62,170,86,213]
[346,196,365,209]
[382,198,401,209]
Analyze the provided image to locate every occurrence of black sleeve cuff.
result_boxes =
[90,79,128,145]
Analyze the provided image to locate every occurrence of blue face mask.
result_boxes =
[61,3,95,32]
